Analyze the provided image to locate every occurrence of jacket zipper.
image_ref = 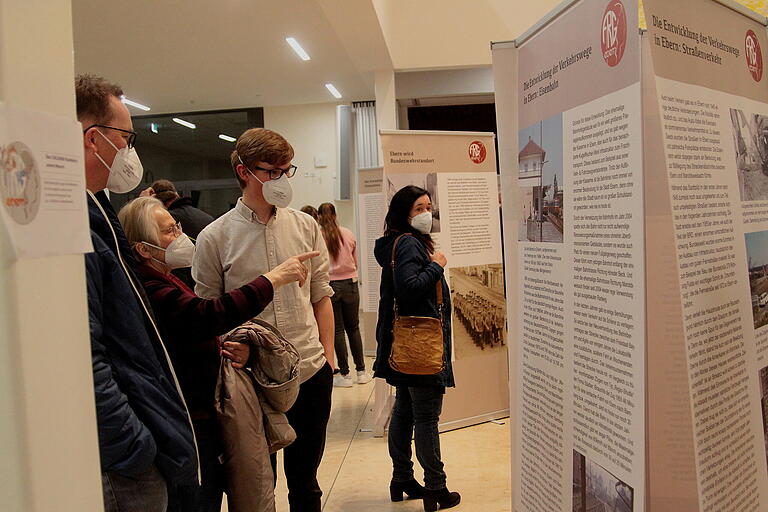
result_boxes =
[87,190,202,484]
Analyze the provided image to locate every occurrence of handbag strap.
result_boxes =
[390,233,443,319]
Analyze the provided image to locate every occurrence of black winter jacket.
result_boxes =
[85,190,198,485]
[167,197,214,240]
[373,233,454,388]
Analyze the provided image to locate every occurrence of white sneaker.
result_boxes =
[333,373,353,388]
[356,371,372,384]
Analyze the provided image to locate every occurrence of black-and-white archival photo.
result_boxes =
[450,264,506,359]
[731,109,768,201]
[572,450,633,512]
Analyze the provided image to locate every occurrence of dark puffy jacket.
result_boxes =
[373,233,454,388]
[85,190,198,485]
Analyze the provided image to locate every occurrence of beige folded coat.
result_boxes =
[215,319,301,512]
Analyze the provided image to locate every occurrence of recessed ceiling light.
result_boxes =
[172,118,196,129]
[286,37,311,61]
[121,95,150,111]
[325,83,342,99]
[219,134,236,142]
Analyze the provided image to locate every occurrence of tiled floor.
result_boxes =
[224,358,512,511]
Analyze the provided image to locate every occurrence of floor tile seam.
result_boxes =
[321,384,377,511]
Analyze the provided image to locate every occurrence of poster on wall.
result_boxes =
[380,130,505,360]
[380,130,509,429]
[493,0,645,510]
[644,0,768,508]
[0,103,92,259]
[356,166,384,313]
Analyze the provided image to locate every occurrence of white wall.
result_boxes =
[264,102,355,228]
[372,0,563,70]
[0,1,103,511]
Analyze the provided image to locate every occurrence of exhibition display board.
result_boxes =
[493,0,768,510]
[356,166,385,314]
[380,130,510,430]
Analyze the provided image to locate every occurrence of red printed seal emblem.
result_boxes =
[600,0,627,67]
[745,30,763,83]
[468,140,486,164]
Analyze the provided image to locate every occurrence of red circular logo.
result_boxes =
[468,140,486,164]
[745,30,763,83]
[600,0,627,67]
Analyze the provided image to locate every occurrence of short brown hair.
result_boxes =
[230,128,294,189]
[75,74,124,124]
[150,179,179,205]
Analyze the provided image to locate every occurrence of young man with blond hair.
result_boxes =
[193,128,335,512]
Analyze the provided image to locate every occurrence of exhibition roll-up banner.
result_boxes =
[380,130,510,430]
[494,0,645,510]
[644,0,768,509]
[356,166,385,314]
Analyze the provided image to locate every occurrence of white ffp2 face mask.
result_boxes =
[142,234,195,269]
[238,156,294,208]
[409,211,432,234]
[258,173,293,208]
[94,130,144,193]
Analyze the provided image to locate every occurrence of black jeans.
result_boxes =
[271,362,333,512]
[167,420,225,512]
[330,279,365,375]
[388,386,447,490]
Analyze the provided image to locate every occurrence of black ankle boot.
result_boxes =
[423,488,461,511]
[389,479,426,501]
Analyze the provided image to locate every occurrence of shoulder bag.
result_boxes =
[388,234,445,375]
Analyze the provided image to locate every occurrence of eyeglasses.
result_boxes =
[160,221,182,236]
[251,164,298,180]
[84,124,137,149]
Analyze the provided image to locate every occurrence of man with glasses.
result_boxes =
[76,74,198,512]
[193,128,335,512]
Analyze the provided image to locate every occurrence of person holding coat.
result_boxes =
[118,196,318,512]
[373,185,460,512]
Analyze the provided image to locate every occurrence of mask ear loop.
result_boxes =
[138,241,168,268]
[93,129,121,170]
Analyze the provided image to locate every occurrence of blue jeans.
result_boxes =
[102,463,167,512]
[388,386,447,490]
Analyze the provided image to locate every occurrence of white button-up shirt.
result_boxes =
[193,199,333,383]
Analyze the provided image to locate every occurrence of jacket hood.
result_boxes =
[374,234,397,268]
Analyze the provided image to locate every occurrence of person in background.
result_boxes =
[317,202,371,387]
[77,73,197,512]
[140,179,214,288]
[300,205,319,221]
[119,196,317,512]
[373,185,459,511]
[193,128,335,512]
[141,179,214,241]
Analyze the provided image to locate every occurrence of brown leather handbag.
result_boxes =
[388,234,445,375]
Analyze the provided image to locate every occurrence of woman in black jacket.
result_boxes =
[373,185,460,512]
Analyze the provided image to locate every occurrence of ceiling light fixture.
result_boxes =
[150,123,159,134]
[121,95,150,111]
[219,134,236,142]
[172,117,196,129]
[286,37,311,61]
[325,83,342,99]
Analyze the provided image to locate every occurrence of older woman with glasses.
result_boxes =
[118,196,318,512]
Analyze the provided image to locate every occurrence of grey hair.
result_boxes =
[118,196,164,247]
